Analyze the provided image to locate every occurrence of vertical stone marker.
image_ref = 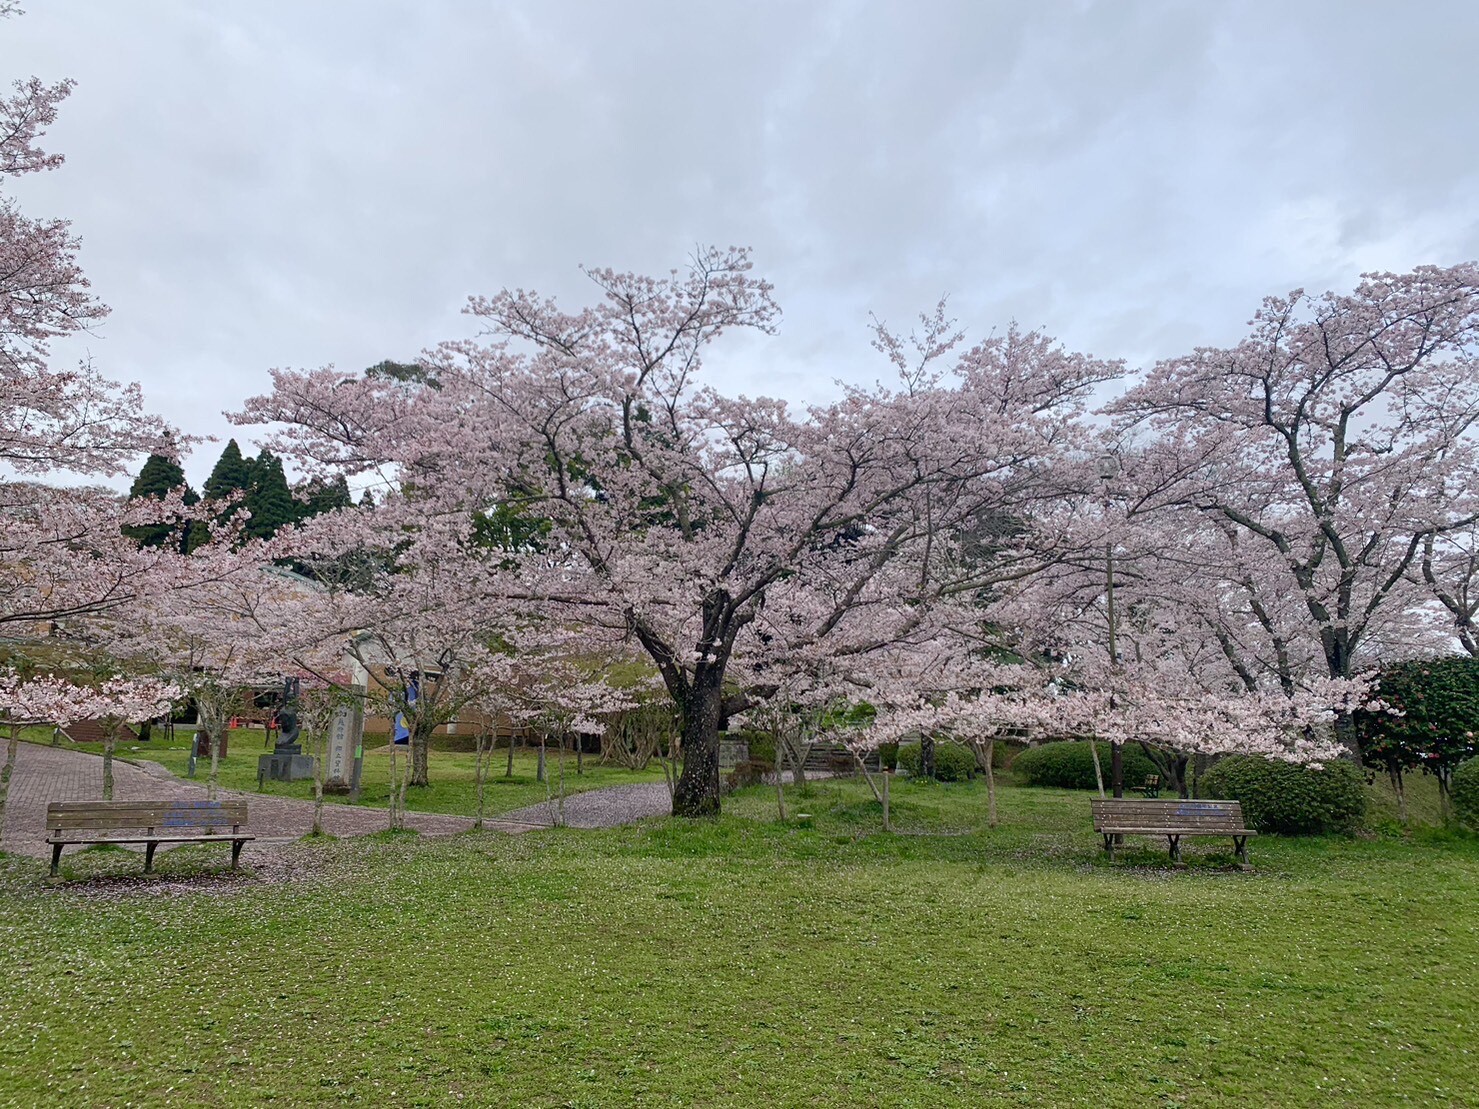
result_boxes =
[324,695,365,795]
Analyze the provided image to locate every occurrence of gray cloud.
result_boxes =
[8,0,1478,485]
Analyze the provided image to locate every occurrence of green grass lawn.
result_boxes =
[1,775,1475,1107]
[29,727,667,819]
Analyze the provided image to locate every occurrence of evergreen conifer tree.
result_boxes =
[123,452,199,549]
[203,439,254,503]
[244,449,295,540]
[293,474,353,522]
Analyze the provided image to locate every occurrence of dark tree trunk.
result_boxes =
[1320,628,1364,760]
[672,665,725,817]
[1333,709,1362,761]
[1192,752,1213,796]
[1111,742,1124,798]
[1388,764,1408,824]
[1137,742,1189,798]
[919,733,936,779]
[410,725,431,787]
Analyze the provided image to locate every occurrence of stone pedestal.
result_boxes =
[258,752,316,783]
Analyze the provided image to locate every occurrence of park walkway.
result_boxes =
[498,771,825,828]
[500,781,675,828]
[1,743,769,866]
[0,741,474,863]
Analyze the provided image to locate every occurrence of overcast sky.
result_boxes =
[11,0,1479,488]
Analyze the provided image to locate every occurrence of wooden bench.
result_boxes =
[1091,798,1255,866]
[45,800,253,878]
[1129,774,1161,797]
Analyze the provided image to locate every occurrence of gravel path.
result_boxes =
[1,744,810,866]
[498,781,675,828]
[497,770,827,828]
[0,741,473,864]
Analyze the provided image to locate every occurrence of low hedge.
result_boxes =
[1014,741,1159,791]
[897,741,976,781]
[1453,757,1479,832]
[1199,754,1365,835]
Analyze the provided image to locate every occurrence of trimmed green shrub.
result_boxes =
[897,741,976,781]
[877,742,899,772]
[1200,755,1365,835]
[1453,757,1479,832]
[1014,741,1158,791]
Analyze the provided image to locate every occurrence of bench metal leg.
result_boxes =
[1167,835,1182,865]
[50,843,63,878]
[1234,836,1250,868]
[1102,833,1115,862]
[231,839,244,870]
[144,842,158,873]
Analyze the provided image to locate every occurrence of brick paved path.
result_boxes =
[0,741,474,863]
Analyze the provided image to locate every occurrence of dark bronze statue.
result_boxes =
[274,676,302,753]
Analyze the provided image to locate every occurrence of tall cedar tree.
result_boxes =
[123,453,199,550]
[243,449,294,540]
[203,439,253,503]
[293,474,353,522]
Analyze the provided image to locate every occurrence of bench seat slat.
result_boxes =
[46,801,248,832]
[1096,817,1250,826]
[1095,827,1256,836]
[47,834,255,845]
[47,803,247,812]
[49,816,245,828]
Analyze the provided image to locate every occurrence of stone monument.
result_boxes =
[323,693,366,797]
[257,677,316,785]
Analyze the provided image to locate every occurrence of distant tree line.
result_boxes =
[123,437,367,550]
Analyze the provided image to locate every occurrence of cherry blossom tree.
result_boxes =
[493,650,635,826]
[989,502,1379,795]
[239,252,1118,816]
[0,672,92,832]
[1108,265,1479,754]
[85,562,317,799]
[292,517,525,793]
[858,650,1053,826]
[1419,523,1479,657]
[0,11,245,635]
[1,8,164,483]
[88,676,180,800]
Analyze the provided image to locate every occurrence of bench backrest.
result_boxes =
[1092,798,1245,832]
[46,799,248,833]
